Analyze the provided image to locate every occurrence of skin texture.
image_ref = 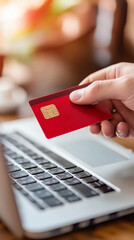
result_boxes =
[70,62,134,138]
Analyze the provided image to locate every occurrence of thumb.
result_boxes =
[70,79,123,105]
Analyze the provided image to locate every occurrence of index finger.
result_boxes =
[80,64,118,85]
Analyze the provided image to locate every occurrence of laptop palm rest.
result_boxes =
[56,136,128,168]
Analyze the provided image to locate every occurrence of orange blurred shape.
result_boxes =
[24,0,53,28]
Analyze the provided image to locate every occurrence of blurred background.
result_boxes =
[0,0,133,120]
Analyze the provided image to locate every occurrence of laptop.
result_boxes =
[0,117,134,239]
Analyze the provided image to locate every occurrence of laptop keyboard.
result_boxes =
[0,132,114,210]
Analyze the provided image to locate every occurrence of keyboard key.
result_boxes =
[21,162,37,170]
[15,157,30,164]
[90,181,105,188]
[64,178,81,185]
[14,132,50,153]
[0,133,6,139]
[10,154,23,160]
[97,180,105,186]
[12,141,20,147]
[17,145,28,152]
[34,202,45,210]
[2,144,7,148]
[23,148,34,154]
[64,195,81,202]
[17,176,36,185]
[4,150,14,155]
[20,188,29,196]
[47,152,76,169]
[28,168,44,175]
[8,165,21,173]
[26,151,37,157]
[42,163,57,170]
[34,189,52,199]
[26,194,36,202]
[59,189,74,197]
[49,167,65,175]
[36,158,50,164]
[1,143,7,148]
[36,146,50,153]
[15,143,25,148]
[10,178,16,185]
[25,183,44,192]
[50,183,67,191]
[68,167,83,174]
[35,172,52,180]
[6,160,13,166]
[8,153,19,159]
[10,170,29,179]
[98,185,114,193]
[42,178,59,186]
[83,176,98,183]
[31,155,45,160]
[72,183,99,198]
[57,173,73,180]
[90,181,101,188]
[14,184,22,190]
[43,197,63,207]
[75,171,92,179]
[1,135,12,141]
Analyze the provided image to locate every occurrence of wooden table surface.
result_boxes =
[0,113,134,240]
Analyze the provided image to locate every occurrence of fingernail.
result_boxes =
[103,134,112,139]
[116,130,123,138]
[116,130,121,134]
[70,90,82,101]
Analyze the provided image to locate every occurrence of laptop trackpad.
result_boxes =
[59,138,127,168]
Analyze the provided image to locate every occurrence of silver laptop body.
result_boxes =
[0,118,134,239]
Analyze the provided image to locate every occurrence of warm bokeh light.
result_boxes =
[62,14,81,38]
[0,0,93,56]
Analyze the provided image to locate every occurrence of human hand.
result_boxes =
[70,62,134,138]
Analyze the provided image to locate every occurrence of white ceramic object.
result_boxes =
[0,77,27,114]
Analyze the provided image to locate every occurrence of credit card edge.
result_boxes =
[29,83,89,106]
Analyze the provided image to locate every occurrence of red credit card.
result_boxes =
[29,83,112,139]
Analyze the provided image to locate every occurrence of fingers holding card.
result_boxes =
[29,84,112,139]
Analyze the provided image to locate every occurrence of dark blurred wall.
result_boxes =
[124,0,134,60]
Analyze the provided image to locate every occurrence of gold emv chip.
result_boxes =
[41,104,59,119]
